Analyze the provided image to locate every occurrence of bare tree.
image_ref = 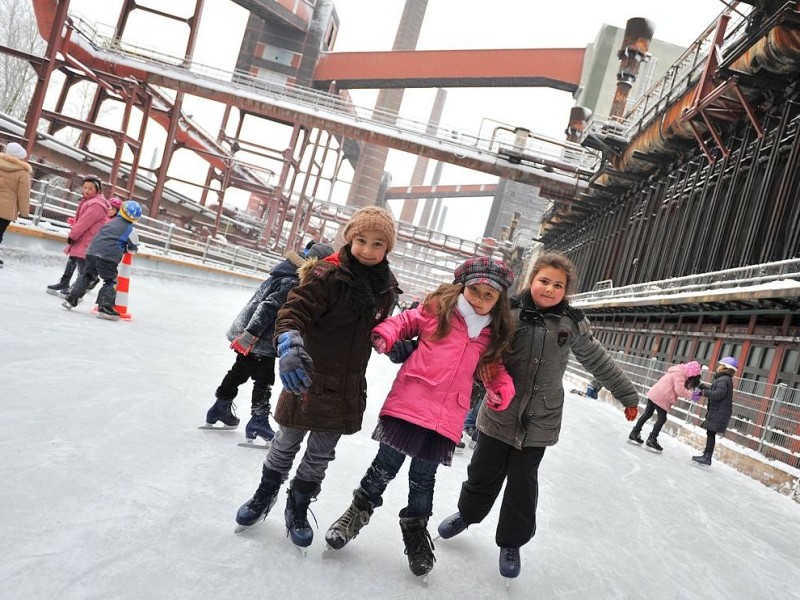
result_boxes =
[0,0,45,119]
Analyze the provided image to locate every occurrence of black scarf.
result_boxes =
[343,245,392,318]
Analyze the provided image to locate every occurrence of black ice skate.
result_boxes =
[645,437,663,452]
[325,489,375,550]
[235,467,281,532]
[96,305,120,321]
[400,514,436,581]
[46,282,69,296]
[199,397,240,430]
[628,429,644,445]
[691,452,712,466]
[61,295,78,310]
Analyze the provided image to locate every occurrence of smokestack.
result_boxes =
[609,17,655,120]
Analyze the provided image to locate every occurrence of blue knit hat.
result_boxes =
[453,256,514,292]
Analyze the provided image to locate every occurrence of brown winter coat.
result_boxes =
[0,153,31,222]
[273,249,400,434]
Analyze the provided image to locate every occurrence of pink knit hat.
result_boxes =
[681,361,702,377]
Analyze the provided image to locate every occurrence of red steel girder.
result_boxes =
[313,48,585,93]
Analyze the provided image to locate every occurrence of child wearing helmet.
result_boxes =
[61,200,141,320]
[628,361,703,452]
[45,174,109,296]
[691,357,737,466]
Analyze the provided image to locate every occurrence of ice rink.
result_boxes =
[1,257,798,599]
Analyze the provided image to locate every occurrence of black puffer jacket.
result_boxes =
[273,249,400,434]
[699,372,734,434]
[477,293,639,449]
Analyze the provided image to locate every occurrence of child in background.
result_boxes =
[62,200,141,320]
[691,357,737,466]
[0,142,31,268]
[46,175,108,295]
[628,361,702,451]
[324,257,516,578]
[204,242,335,444]
[233,207,401,551]
[437,252,640,580]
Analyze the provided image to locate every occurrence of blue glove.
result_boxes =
[387,339,418,364]
[586,386,598,399]
[279,346,314,394]
[277,330,304,356]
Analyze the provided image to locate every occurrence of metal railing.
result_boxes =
[24,178,284,277]
[567,353,800,470]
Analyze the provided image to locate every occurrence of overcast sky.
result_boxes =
[62,0,729,239]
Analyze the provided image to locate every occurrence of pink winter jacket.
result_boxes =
[647,364,693,412]
[64,194,109,258]
[372,304,515,444]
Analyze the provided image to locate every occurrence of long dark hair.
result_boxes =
[422,282,514,365]
[527,252,577,296]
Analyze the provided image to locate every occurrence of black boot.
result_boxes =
[325,488,375,550]
[399,512,436,577]
[246,386,274,441]
[645,436,663,452]
[628,428,644,445]
[691,452,712,466]
[235,467,282,528]
[285,479,318,548]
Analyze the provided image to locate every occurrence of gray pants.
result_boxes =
[264,425,342,486]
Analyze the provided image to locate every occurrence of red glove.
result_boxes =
[230,330,258,356]
[478,361,500,384]
[371,333,388,354]
[485,389,512,411]
[624,406,638,421]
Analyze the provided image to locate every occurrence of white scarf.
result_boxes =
[457,294,493,338]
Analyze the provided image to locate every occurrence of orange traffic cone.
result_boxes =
[114,252,134,321]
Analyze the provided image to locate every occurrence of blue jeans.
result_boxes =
[360,443,439,518]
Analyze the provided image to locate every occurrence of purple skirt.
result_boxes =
[372,416,457,466]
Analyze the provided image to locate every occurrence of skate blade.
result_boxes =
[46,288,66,296]
[96,313,120,321]
[644,446,663,453]
[626,439,643,446]
[454,447,465,455]
[197,424,238,431]
[238,440,271,449]
[234,523,252,534]
[690,460,711,468]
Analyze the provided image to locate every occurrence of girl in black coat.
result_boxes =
[691,356,737,465]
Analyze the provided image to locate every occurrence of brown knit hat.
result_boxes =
[342,206,396,252]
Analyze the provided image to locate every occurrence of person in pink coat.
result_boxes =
[46,175,109,295]
[629,360,702,452]
[324,256,516,578]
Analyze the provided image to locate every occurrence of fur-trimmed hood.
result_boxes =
[0,153,32,173]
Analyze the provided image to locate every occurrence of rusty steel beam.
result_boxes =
[312,48,585,92]
[385,183,497,200]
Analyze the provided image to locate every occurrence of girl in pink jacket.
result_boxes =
[629,361,702,451]
[324,256,516,578]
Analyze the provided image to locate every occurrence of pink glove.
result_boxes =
[371,333,388,354]
[485,389,512,411]
[67,217,75,225]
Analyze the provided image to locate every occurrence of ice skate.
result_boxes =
[46,282,69,296]
[691,452,712,466]
[499,546,521,587]
[436,511,469,541]
[400,514,435,579]
[324,489,375,550]
[628,429,644,445]
[234,468,281,532]
[455,434,466,455]
[201,397,239,430]
[284,482,318,553]
[61,295,78,310]
[96,305,120,321]
[238,413,274,448]
[645,437,663,453]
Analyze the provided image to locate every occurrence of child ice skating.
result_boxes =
[324,256,516,578]
[233,207,401,551]
[203,243,334,444]
[691,357,737,466]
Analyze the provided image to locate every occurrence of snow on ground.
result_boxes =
[1,258,799,599]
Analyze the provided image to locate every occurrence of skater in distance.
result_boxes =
[691,357,737,466]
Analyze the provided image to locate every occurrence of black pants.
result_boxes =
[216,352,275,414]
[69,255,117,307]
[704,430,717,454]
[634,399,667,439]
[57,256,85,286]
[458,432,546,548]
[0,217,10,244]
